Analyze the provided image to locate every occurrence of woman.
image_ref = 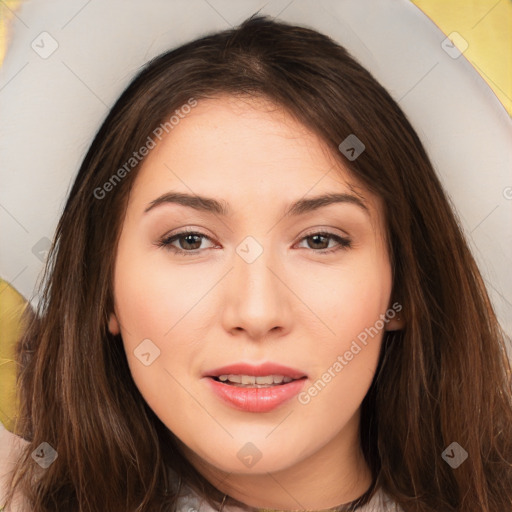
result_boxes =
[1,14,511,512]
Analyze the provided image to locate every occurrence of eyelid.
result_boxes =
[299,226,350,241]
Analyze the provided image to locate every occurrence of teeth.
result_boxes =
[216,374,296,385]
[241,375,256,385]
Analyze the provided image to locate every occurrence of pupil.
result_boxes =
[309,234,327,249]
[183,234,200,250]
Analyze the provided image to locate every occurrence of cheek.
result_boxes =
[112,248,190,413]
[294,250,392,399]
[296,253,392,341]
[297,279,389,421]
[112,242,193,341]
[112,240,211,387]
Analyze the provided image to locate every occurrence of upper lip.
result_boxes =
[203,362,307,379]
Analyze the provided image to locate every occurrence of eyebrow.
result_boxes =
[144,191,369,217]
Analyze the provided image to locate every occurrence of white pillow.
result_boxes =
[1,0,510,337]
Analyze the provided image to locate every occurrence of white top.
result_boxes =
[177,480,403,512]
[0,421,403,511]
[175,483,403,512]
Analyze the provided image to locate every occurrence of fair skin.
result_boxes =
[108,95,403,510]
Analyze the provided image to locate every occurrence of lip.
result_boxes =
[203,362,307,380]
[205,376,307,413]
[202,362,308,413]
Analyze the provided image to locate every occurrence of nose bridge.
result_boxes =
[236,236,281,309]
[224,234,288,337]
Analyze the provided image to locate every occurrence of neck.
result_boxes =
[181,412,373,510]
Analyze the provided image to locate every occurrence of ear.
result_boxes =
[108,312,120,335]
[386,302,405,331]
[385,315,405,331]
[384,302,405,331]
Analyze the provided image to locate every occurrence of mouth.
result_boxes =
[209,374,307,388]
[203,362,308,412]
[204,362,307,384]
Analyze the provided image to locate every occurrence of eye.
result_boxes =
[156,229,351,256]
[296,231,352,254]
[156,229,217,256]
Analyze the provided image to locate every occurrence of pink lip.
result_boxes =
[203,362,307,379]
[205,376,307,413]
[203,362,308,413]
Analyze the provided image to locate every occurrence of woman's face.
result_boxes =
[109,95,402,506]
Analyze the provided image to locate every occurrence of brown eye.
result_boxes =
[157,230,215,255]
[297,232,352,253]
[175,233,203,250]
[306,234,330,250]
[156,230,351,257]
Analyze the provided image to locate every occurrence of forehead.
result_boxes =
[146,94,336,170]
[129,95,380,220]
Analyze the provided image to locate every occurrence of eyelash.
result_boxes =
[156,229,352,256]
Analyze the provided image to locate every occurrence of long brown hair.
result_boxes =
[4,14,511,512]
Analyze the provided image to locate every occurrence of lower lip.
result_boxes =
[205,377,307,413]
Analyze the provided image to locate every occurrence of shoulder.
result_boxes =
[0,422,31,512]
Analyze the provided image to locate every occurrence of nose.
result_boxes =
[222,244,291,341]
